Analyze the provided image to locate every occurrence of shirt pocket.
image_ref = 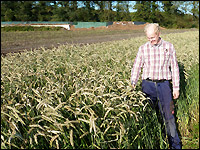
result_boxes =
[163,49,170,63]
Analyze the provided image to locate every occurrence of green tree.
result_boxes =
[191,1,199,20]
[1,1,20,21]
[51,1,71,21]
[15,1,34,21]
[1,0,198,28]
[31,1,39,21]
[68,1,79,22]
[82,1,96,21]
[179,1,199,27]
[113,1,131,21]
[123,1,131,21]
[94,1,106,21]
[150,1,162,23]
[114,1,122,21]
[33,1,54,21]
[133,1,152,22]
[94,1,115,22]
[107,1,114,21]
[161,1,177,28]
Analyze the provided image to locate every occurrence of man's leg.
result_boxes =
[157,81,181,149]
[141,80,157,106]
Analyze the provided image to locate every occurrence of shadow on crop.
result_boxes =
[173,62,187,147]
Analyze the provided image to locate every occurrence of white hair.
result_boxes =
[144,23,160,35]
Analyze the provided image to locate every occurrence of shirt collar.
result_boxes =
[150,37,162,47]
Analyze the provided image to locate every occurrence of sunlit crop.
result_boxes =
[1,31,199,149]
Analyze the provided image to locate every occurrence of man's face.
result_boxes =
[146,30,160,45]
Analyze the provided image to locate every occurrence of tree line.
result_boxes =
[1,1,199,28]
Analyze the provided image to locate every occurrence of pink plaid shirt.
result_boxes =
[131,38,180,91]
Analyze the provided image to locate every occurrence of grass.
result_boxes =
[1,26,63,32]
[176,63,199,149]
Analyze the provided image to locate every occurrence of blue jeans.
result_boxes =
[142,79,181,149]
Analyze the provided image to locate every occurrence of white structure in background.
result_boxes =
[31,24,70,30]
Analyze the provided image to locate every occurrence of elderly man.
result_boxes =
[131,23,181,149]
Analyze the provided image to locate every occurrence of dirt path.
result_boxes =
[1,28,198,55]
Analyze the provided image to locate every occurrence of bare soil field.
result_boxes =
[1,24,198,55]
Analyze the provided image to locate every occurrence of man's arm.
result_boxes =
[170,45,180,99]
[130,47,143,89]
[173,90,179,99]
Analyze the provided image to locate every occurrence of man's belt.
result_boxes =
[146,78,167,83]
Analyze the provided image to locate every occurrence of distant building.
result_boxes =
[132,22,146,25]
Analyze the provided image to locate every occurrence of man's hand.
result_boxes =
[173,90,179,99]
[132,84,135,89]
